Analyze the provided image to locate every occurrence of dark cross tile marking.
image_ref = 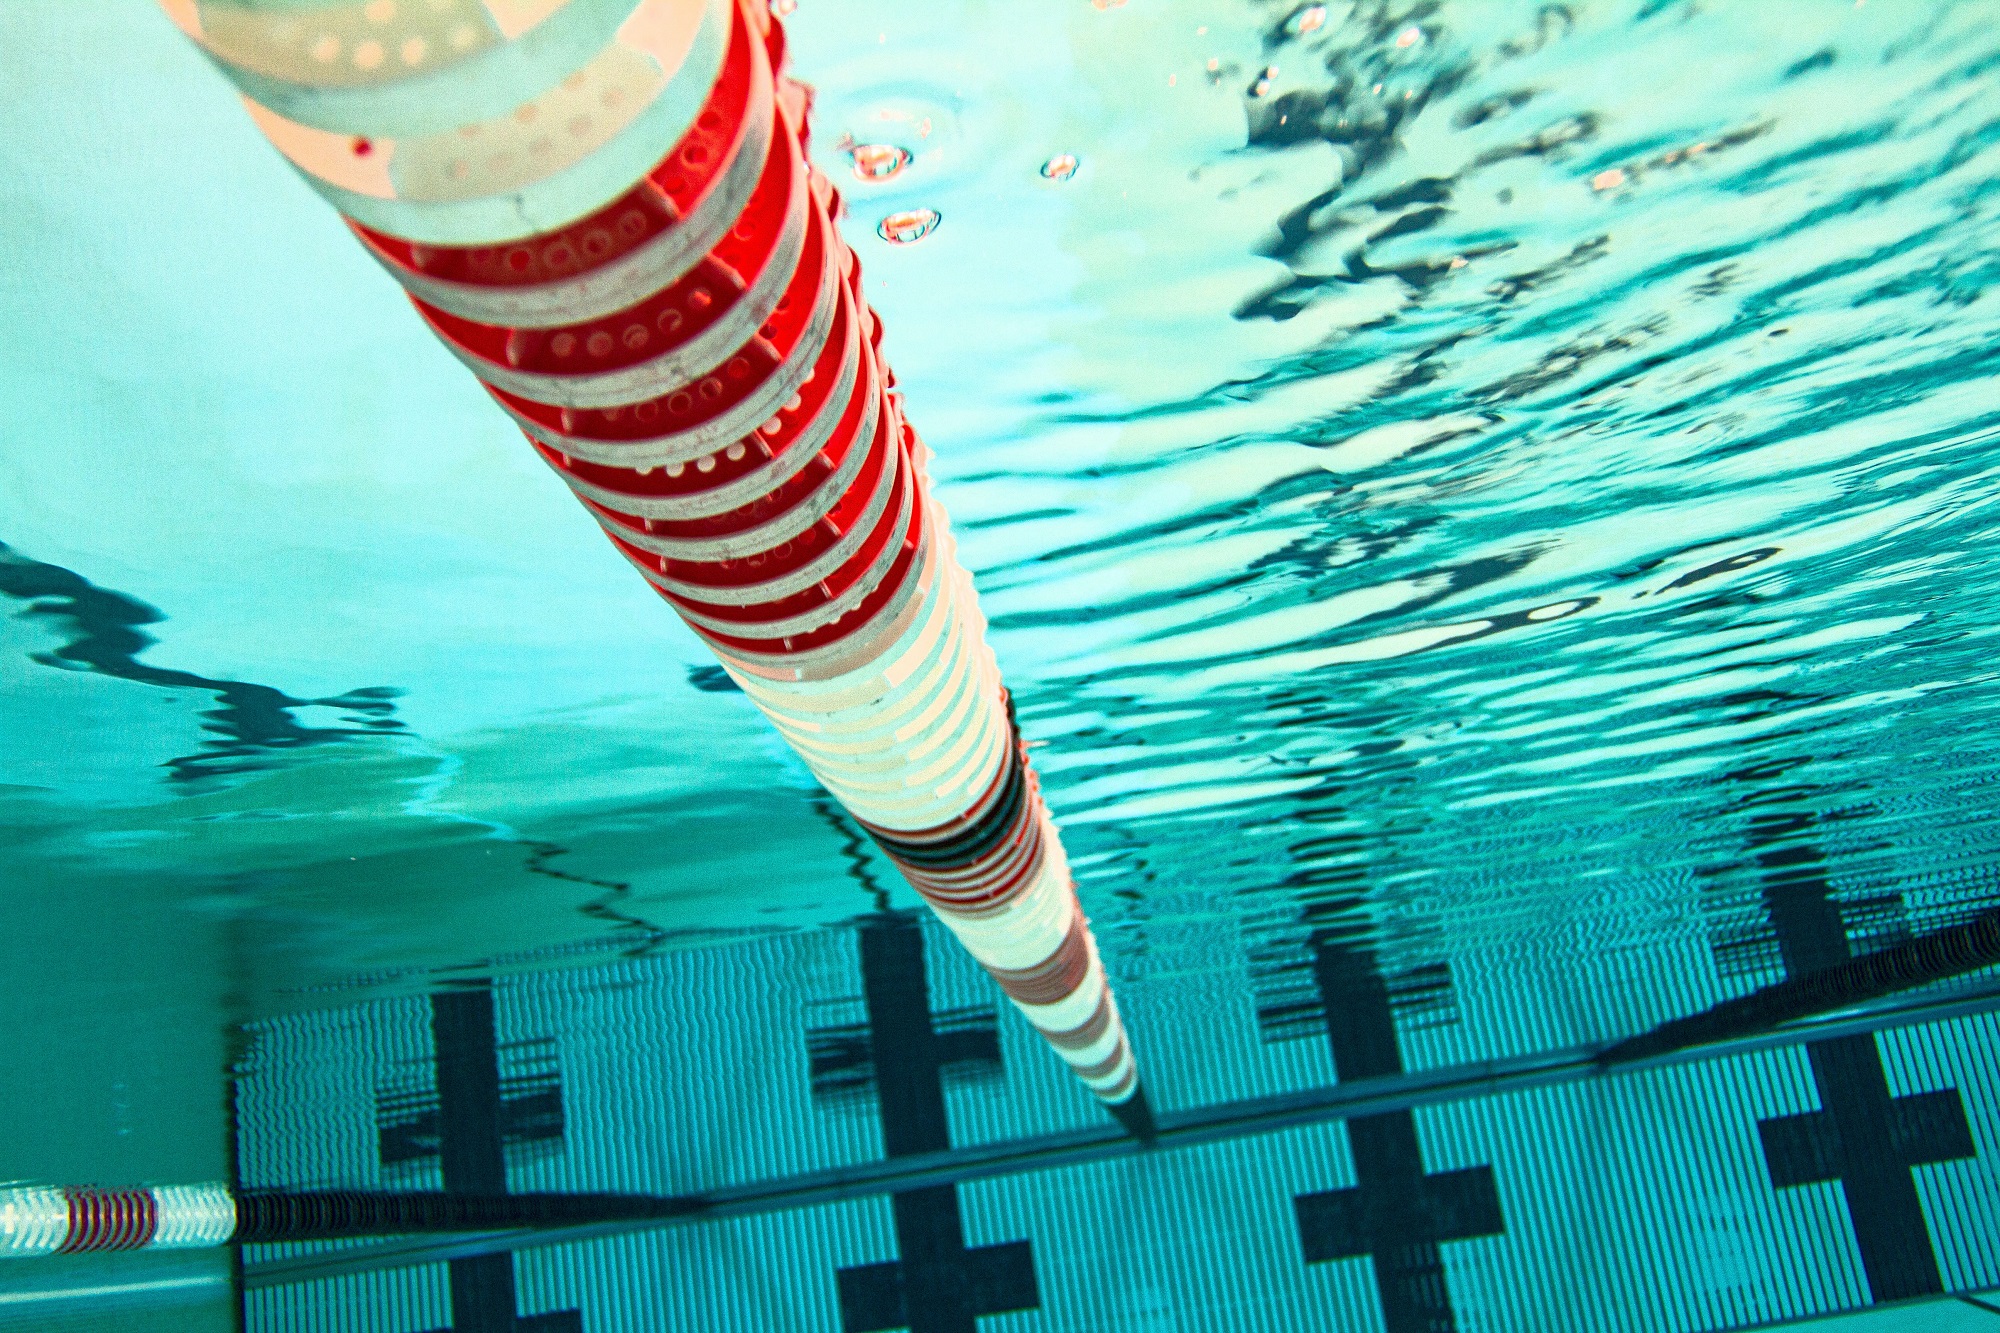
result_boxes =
[418,985,582,1333]
[815,914,1039,1333]
[1258,956,1458,1045]
[379,1036,563,1168]
[1293,937,1502,1333]
[837,1195,1037,1333]
[809,1005,999,1105]
[1761,1086,1974,1188]
[1748,827,1975,1303]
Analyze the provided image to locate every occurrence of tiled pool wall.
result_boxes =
[238,915,2000,1332]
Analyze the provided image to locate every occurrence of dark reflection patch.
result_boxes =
[0,538,402,781]
[687,663,743,692]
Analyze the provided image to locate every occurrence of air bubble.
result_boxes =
[849,143,911,183]
[877,208,940,244]
[1040,154,1079,182]
[1287,6,1327,36]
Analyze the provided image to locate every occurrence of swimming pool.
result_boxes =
[3,0,1999,1328]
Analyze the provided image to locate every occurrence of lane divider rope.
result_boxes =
[158,0,1151,1132]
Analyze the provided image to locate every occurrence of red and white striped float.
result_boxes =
[0,1185,237,1256]
[0,1184,697,1253]
[159,0,1149,1126]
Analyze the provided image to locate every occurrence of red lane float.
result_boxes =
[166,0,1148,1123]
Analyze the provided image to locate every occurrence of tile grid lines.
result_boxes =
[241,972,2000,1290]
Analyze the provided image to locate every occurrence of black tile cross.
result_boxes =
[1759,1047,1974,1193]
[819,913,1041,1333]
[1749,833,1976,1303]
[1293,937,1503,1333]
[420,985,582,1333]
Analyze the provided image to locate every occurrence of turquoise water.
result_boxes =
[4,0,2000,1328]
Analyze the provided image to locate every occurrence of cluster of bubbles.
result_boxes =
[845,137,1076,245]
[804,0,1104,249]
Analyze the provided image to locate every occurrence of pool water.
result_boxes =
[3,0,2000,1329]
